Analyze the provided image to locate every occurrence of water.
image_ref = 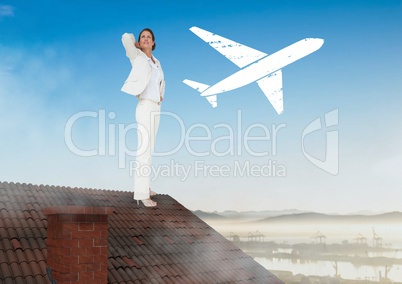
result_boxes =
[204,219,402,282]
[255,257,402,282]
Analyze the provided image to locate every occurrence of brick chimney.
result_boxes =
[43,205,113,284]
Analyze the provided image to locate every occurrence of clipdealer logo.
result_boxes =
[64,109,286,168]
[302,109,339,175]
[64,109,339,177]
[129,159,286,182]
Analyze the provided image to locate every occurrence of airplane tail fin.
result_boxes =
[183,79,209,92]
[183,79,217,108]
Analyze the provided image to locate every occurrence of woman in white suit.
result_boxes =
[121,28,165,207]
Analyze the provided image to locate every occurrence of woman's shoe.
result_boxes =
[137,199,157,207]
[149,188,157,196]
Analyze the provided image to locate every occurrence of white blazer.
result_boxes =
[121,33,165,98]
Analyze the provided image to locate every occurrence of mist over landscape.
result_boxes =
[195,210,402,282]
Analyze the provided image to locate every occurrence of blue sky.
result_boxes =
[1,0,401,213]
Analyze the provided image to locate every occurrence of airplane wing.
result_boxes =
[190,26,268,68]
[256,70,283,114]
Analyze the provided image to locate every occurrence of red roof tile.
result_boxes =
[0,262,12,279]
[0,181,283,283]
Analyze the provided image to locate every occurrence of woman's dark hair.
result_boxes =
[138,28,156,51]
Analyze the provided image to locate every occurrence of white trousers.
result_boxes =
[134,99,161,200]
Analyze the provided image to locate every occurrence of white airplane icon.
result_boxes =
[183,26,324,114]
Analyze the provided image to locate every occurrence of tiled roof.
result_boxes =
[0,181,283,283]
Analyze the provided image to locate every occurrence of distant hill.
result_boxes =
[192,210,402,223]
[218,209,307,219]
[192,209,307,221]
[257,211,402,223]
[192,210,225,219]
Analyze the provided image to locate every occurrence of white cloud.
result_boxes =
[0,5,14,17]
